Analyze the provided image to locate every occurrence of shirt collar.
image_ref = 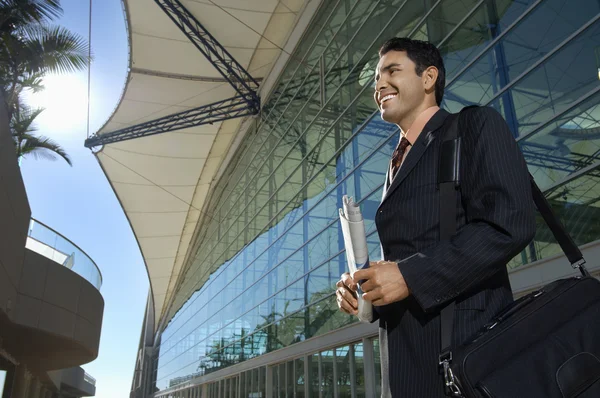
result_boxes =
[401,105,440,145]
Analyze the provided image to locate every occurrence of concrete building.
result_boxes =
[86,0,600,396]
[0,104,103,397]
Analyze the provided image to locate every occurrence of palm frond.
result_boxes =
[20,24,90,74]
[19,134,72,166]
[11,104,44,135]
[0,0,62,31]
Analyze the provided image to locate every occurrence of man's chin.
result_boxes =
[380,109,399,124]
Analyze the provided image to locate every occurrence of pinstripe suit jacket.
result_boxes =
[373,106,536,397]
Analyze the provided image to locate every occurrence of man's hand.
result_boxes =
[353,261,410,306]
[336,273,358,315]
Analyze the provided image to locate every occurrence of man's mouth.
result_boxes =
[379,94,397,107]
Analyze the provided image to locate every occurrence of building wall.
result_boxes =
[0,90,31,325]
[153,0,600,394]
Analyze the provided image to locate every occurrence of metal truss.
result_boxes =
[155,0,258,103]
[85,96,256,147]
[85,0,259,148]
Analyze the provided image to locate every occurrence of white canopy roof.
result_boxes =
[94,0,310,331]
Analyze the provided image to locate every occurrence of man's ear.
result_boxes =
[422,66,438,92]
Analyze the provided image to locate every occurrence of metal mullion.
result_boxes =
[263,0,344,120]
[436,0,486,48]
[349,345,357,398]
[447,0,544,86]
[362,338,376,398]
[513,87,600,142]
[272,0,364,114]
[484,13,600,106]
[319,0,381,74]
[321,0,404,86]
[516,85,600,143]
[542,160,600,194]
[333,349,338,398]
[318,352,323,398]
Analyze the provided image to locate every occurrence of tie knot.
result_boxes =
[398,136,410,151]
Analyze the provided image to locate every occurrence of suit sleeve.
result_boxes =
[398,106,536,312]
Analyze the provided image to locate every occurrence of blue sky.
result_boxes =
[21,0,149,396]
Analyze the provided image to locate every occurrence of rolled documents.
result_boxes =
[339,195,373,323]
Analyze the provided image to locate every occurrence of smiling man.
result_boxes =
[335,38,536,397]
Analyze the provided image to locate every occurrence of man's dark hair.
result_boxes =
[379,38,445,106]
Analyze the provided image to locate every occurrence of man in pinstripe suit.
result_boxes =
[335,38,536,397]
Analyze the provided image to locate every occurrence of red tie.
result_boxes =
[390,137,411,182]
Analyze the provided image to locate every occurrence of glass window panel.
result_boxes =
[353,342,366,398]
[272,365,280,397]
[490,19,600,138]
[320,350,335,397]
[372,338,382,398]
[295,357,306,398]
[336,346,352,397]
[308,354,319,397]
[445,0,600,112]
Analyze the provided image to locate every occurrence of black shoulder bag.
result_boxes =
[438,108,600,398]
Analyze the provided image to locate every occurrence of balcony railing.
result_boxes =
[83,371,97,386]
[26,219,103,290]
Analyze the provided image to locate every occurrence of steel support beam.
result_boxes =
[154,0,258,103]
[85,0,260,148]
[85,96,257,147]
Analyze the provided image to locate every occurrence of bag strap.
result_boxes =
[437,106,589,395]
[437,111,461,395]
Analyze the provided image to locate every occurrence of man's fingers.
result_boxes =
[341,273,357,291]
[336,289,358,315]
[353,268,371,281]
[340,287,357,307]
[363,287,383,305]
[361,278,376,293]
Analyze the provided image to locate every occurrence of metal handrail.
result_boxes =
[83,372,97,386]
[27,218,103,289]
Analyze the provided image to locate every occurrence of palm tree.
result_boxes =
[0,0,90,119]
[0,0,89,165]
[11,99,72,165]
[0,1,61,32]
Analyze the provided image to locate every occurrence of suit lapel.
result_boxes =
[381,167,390,203]
[381,109,450,204]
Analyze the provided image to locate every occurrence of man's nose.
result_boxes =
[375,77,388,93]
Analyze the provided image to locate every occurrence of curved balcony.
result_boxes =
[25,219,102,290]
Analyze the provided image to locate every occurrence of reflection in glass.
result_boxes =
[336,346,352,397]
[354,343,366,398]
[308,354,319,397]
[321,350,335,397]
[373,338,382,398]
[295,357,305,398]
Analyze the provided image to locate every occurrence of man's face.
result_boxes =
[374,50,426,125]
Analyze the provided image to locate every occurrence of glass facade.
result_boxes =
[153,0,600,394]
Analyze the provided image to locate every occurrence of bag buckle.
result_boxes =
[439,352,464,397]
